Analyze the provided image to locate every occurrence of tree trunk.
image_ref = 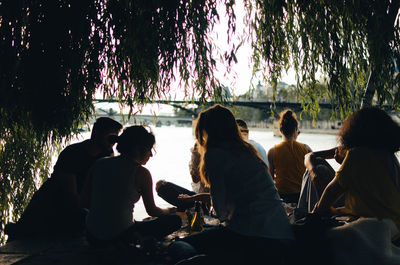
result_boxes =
[361,71,375,108]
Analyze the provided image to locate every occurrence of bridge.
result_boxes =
[92,99,399,127]
[93,99,335,116]
[92,113,193,127]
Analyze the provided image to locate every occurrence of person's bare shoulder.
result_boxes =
[134,165,152,192]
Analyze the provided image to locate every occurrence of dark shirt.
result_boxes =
[51,139,113,194]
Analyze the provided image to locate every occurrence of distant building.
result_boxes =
[249,80,289,101]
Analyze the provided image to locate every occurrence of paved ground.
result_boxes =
[0,230,188,265]
[0,213,217,265]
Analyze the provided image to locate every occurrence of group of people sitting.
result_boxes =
[4,104,400,265]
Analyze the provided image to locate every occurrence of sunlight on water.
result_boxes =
[70,126,339,220]
[134,126,339,220]
[71,126,400,221]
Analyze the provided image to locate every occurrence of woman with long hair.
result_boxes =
[85,125,181,247]
[313,107,400,233]
[268,109,312,203]
[170,104,293,264]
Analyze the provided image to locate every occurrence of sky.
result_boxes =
[212,0,297,96]
[95,1,297,115]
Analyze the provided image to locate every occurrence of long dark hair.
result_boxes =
[194,104,266,186]
[115,125,155,156]
[279,109,298,137]
[338,107,400,153]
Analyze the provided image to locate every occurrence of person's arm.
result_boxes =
[178,193,211,205]
[267,148,275,178]
[57,172,80,208]
[204,149,233,221]
[334,146,346,165]
[137,167,176,217]
[312,177,345,215]
[189,144,201,183]
[305,147,337,168]
[79,167,94,209]
[304,144,313,154]
[304,147,338,176]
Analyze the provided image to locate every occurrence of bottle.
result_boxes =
[189,201,204,234]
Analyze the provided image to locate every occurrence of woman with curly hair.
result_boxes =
[313,107,400,231]
[267,109,312,203]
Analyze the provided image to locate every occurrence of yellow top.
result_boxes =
[273,141,309,195]
[336,147,400,231]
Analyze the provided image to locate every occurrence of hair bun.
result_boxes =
[283,110,293,120]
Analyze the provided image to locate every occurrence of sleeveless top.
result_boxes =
[273,141,309,195]
[86,156,141,240]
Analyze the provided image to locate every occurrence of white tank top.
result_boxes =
[86,156,141,240]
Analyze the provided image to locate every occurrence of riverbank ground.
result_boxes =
[0,212,217,265]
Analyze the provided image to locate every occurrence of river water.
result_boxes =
[72,126,341,220]
[126,126,341,220]
[69,124,400,221]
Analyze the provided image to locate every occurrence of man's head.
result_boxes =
[91,117,123,153]
[236,118,249,139]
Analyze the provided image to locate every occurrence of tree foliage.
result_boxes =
[0,0,399,244]
[0,0,231,243]
[247,0,400,118]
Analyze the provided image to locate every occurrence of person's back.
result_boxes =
[336,146,400,229]
[85,125,181,247]
[205,145,293,239]
[273,141,310,195]
[268,109,312,202]
[86,156,141,240]
[313,107,400,241]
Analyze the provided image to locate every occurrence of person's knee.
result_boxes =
[312,164,334,191]
[155,180,166,192]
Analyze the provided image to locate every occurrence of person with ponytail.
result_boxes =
[267,109,312,203]
[85,125,181,247]
[169,104,293,265]
[313,107,400,237]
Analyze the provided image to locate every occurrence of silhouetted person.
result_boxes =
[236,118,269,167]
[86,125,181,247]
[267,109,312,203]
[5,117,123,240]
[294,146,346,220]
[313,107,400,232]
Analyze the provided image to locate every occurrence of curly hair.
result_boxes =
[338,107,400,153]
[279,109,298,137]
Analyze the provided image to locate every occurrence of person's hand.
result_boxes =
[168,207,177,214]
[312,203,335,217]
[334,146,346,164]
[177,194,195,203]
